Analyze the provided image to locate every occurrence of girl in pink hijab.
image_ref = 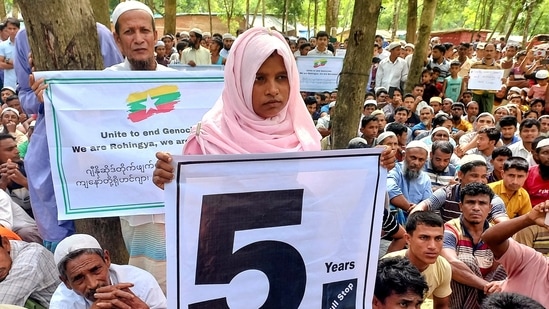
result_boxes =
[183,27,321,155]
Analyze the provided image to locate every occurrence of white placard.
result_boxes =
[335,49,347,57]
[468,69,504,91]
[165,149,387,308]
[35,70,223,219]
[296,56,344,92]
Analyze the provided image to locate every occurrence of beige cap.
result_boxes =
[54,234,102,266]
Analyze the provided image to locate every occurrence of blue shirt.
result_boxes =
[387,162,432,204]
[14,24,123,242]
[0,39,16,88]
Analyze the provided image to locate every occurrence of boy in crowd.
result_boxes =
[488,146,512,183]
[442,61,463,102]
[498,116,520,146]
[488,157,531,218]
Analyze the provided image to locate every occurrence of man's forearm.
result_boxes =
[448,259,488,290]
[482,214,534,246]
[390,195,411,211]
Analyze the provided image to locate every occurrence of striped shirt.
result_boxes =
[443,217,494,277]
[423,160,457,188]
[426,184,508,222]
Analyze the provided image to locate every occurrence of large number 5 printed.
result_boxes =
[189,189,307,309]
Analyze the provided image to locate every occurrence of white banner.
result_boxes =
[296,56,344,92]
[35,70,223,219]
[468,69,504,91]
[165,149,387,309]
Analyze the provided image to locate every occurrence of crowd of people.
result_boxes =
[0,0,547,308]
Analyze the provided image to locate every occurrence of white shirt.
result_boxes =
[105,58,174,71]
[375,57,409,90]
[181,46,211,66]
[508,141,537,166]
[307,48,334,56]
[0,189,35,231]
[0,39,16,88]
[50,264,167,309]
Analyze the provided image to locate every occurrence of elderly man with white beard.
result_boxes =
[387,141,433,224]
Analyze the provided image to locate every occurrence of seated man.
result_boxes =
[0,235,59,307]
[423,140,457,191]
[413,155,508,223]
[51,234,167,308]
[0,188,41,243]
[482,200,549,308]
[387,141,432,224]
[0,134,32,217]
[384,211,451,308]
[373,256,429,309]
[488,157,531,218]
[441,183,507,309]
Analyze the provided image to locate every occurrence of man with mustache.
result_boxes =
[50,234,166,308]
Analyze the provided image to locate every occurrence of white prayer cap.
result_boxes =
[405,140,430,154]
[154,40,165,48]
[54,234,102,266]
[458,154,486,166]
[223,33,234,40]
[0,86,15,93]
[431,127,449,135]
[1,107,19,117]
[363,99,377,107]
[190,28,203,36]
[376,131,397,144]
[387,42,402,51]
[536,138,549,149]
[112,1,154,27]
[405,43,415,50]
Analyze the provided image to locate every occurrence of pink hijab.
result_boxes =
[184,27,321,155]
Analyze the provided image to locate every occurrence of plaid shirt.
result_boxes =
[0,241,60,307]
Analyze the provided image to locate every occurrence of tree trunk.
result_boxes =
[90,0,110,29]
[470,0,483,41]
[391,0,402,41]
[307,0,311,38]
[404,0,438,93]
[11,0,18,18]
[487,11,506,41]
[17,0,128,265]
[262,0,265,27]
[208,0,213,32]
[406,0,417,43]
[313,0,318,35]
[250,0,261,29]
[522,2,534,46]
[484,0,495,29]
[529,12,544,38]
[164,0,176,35]
[325,0,339,38]
[331,0,382,149]
[505,4,521,41]
[282,0,287,32]
[0,0,6,21]
[245,0,249,30]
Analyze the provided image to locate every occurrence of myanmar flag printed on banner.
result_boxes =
[126,85,181,122]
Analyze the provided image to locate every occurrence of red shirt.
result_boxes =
[523,165,549,207]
